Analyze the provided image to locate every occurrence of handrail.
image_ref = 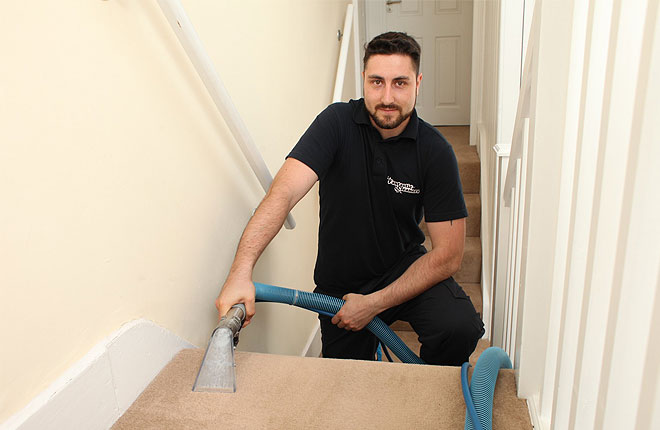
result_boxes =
[502,2,539,208]
[351,0,362,98]
[157,0,295,229]
[333,3,354,103]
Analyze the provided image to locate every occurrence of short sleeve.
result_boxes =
[422,142,468,222]
[286,104,342,180]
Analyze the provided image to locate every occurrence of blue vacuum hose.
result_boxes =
[252,282,509,429]
[254,282,425,365]
[462,347,512,430]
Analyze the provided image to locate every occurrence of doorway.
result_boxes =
[364,0,473,126]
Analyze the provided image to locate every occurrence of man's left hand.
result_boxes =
[331,293,380,331]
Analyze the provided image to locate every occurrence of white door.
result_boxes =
[381,0,473,125]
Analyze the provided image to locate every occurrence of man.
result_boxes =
[216,32,484,365]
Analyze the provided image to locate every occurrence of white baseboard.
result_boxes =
[301,320,322,358]
[1,319,194,430]
[527,393,546,430]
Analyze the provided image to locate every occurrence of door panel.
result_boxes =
[385,0,473,125]
[435,36,458,105]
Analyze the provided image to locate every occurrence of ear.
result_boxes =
[416,73,423,94]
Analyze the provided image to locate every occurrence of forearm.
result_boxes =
[227,187,294,281]
[217,158,317,323]
[370,247,462,314]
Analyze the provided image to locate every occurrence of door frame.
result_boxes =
[363,0,474,127]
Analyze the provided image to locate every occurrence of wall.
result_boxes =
[0,0,351,423]
[499,0,660,428]
[470,0,527,340]
[471,0,499,340]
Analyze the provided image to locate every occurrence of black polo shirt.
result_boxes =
[287,98,467,295]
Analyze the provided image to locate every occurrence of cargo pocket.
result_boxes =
[444,278,485,337]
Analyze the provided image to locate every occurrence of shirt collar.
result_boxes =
[352,98,419,142]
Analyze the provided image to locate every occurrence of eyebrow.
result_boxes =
[366,75,411,81]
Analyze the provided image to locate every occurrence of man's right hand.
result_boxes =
[213,158,318,329]
[215,277,256,327]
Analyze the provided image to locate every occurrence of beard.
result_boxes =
[367,100,415,130]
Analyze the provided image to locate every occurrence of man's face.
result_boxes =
[362,54,422,138]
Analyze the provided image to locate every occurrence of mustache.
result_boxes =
[375,103,401,111]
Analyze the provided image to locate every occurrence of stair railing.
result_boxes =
[157,0,295,229]
[333,1,362,103]
[492,3,540,364]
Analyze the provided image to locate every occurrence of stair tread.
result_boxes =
[113,348,531,430]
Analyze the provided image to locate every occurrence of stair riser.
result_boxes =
[454,253,481,284]
[459,162,480,194]
[465,194,481,237]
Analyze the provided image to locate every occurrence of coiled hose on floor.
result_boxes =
[461,347,512,430]
[254,283,511,430]
[254,282,425,364]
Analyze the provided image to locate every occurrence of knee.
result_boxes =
[419,314,484,365]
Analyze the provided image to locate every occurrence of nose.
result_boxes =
[382,83,394,105]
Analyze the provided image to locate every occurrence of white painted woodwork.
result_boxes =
[302,321,322,358]
[470,0,526,358]
[156,0,295,229]
[489,0,660,428]
[489,143,510,345]
[1,320,193,430]
[333,4,355,103]
[367,0,473,125]
[352,0,363,98]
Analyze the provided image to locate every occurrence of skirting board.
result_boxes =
[1,319,194,430]
[527,393,545,430]
[302,320,322,358]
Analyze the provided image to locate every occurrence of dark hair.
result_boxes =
[363,32,421,75]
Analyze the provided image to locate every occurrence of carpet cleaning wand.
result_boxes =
[192,303,246,393]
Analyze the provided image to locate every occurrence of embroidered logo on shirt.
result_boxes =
[387,176,421,195]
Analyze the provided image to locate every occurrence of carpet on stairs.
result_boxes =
[112,349,532,429]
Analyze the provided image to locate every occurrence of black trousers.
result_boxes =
[317,277,485,366]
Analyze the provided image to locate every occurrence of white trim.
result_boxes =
[526,393,546,430]
[156,0,295,229]
[352,0,363,99]
[477,122,488,154]
[1,319,193,430]
[469,1,486,147]
[333,4,354,103]
[493,143,512,157]
[301,320,322,358]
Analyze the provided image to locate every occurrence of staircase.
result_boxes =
[112,127,533,429]
[391,126,489,363]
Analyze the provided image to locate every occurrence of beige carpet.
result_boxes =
[113,349,531,429]
[113,126,532,429]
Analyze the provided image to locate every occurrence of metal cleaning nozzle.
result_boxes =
[192,303,246,393]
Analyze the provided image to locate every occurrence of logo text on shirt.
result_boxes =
[387,176,421,195]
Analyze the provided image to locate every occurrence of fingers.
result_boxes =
[331,308,361,331]
[215,296,230,321]
[215,279,256,327]
[331,293,377,331]
[242,299,256,327]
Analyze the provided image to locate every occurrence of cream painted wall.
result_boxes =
[0,0,351,422]
[470,0,501,339]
